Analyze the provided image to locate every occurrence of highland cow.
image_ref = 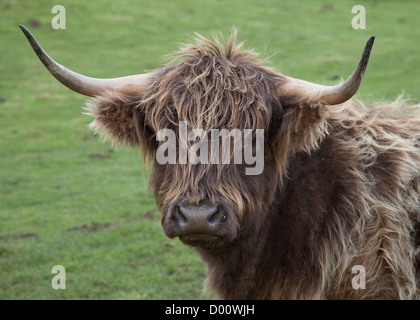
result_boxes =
[20,25,420,299]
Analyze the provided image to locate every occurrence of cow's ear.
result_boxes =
[283,99,329,152]
[86,91,156,156]
[270,97,329,173]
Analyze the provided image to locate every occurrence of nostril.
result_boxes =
[208,207,226,225]
[173,206,187,225]
[208,209,219,224]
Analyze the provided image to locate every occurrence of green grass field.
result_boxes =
[1,0,419,299]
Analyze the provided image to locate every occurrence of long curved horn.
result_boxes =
[19,25,151,97]
[278,36,375,105]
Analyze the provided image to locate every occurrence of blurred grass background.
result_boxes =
[0,0,419,299]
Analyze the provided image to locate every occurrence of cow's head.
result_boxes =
[20,26,374,251]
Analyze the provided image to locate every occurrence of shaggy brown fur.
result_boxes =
[87,32,420,299]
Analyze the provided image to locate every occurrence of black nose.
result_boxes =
[173,204,226,234]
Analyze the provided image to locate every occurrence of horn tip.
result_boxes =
[362,35,375,61]
[19,24,33,41]
[367,35,375,46]
[19,24,28,33]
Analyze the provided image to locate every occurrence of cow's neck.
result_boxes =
[195,150,328,299]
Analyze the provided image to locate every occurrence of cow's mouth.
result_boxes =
[179,233,223,250]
